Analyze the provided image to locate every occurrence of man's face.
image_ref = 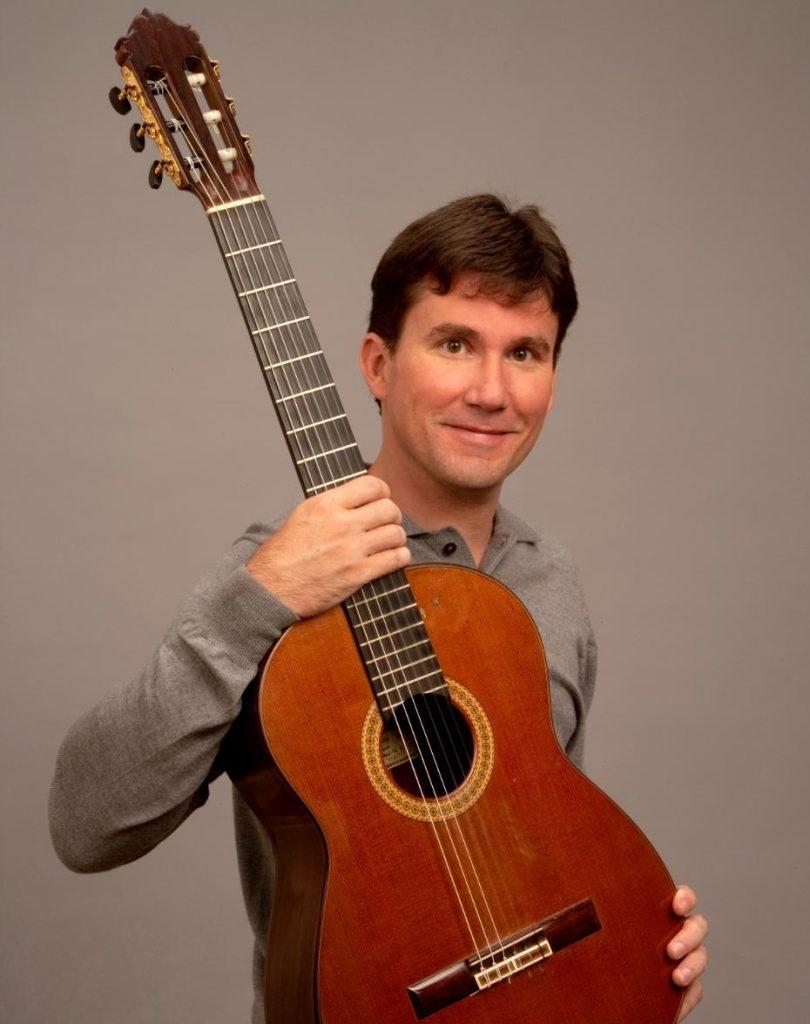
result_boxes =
[367,273,559,495]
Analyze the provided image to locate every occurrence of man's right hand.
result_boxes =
[245,474,412,619]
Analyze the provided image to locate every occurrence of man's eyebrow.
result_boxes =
[515,334,552,357]
[426,322,552,356]
[425,322,482,342]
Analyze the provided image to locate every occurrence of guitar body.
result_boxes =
[228,565,684,1024]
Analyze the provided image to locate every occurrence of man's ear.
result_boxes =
[359,332,391,403]
[547,368,557,413]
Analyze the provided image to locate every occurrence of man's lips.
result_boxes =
[443,423,517,435]
[442,423,520,447]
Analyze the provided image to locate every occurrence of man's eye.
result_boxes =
[442,338,466,353]
[512,347,534,362]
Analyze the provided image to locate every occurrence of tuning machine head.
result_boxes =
[109,85,131,115]
[129,123,147,152]
[148,160,165,189]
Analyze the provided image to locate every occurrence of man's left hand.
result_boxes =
[668,885,708,1020]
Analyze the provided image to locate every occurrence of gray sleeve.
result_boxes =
[48,524,298,873]
[564,617,598,770]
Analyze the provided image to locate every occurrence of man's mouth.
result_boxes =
[444,423,514,435]
[442,423,517,444]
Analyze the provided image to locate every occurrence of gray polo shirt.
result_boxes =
[49,504,597,1023]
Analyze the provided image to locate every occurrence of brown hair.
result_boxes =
[367,193,579,366]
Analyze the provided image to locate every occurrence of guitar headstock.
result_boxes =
[112,9,259,209]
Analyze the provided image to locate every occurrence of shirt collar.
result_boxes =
[401,502,539,545]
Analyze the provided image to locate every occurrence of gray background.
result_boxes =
[2,0,808,1021]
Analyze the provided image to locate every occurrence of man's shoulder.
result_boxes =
[498,506,594,653]
[497,504,590,613]
[499,504,581,573]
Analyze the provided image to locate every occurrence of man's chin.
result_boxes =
[431,458,511,494]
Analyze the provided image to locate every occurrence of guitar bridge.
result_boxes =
[407,898,600,1019]
[469,933,554,990]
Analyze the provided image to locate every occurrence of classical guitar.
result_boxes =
[111,11,684,1023]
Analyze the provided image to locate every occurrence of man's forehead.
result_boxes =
[415,271,551,310]
[407,273,557,336]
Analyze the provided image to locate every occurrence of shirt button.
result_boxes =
[442,542,457,556]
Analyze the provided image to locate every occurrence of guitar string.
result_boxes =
[211,169,513,977]
[162,82,510,972]
[216,111,523,943]
[226,70,524,966]
[172,100,512,976]
[218,195,514,978]
[223,202,511,972]
[236,205,515,975]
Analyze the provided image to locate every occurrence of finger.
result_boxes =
[364,523,408,556]
[336,474,390,508]
[668,914,709,959]
[363,545,412,581]
[675,979,704,1022]
[356,497,403,532]
[673,945,708,987]
[673,885,697,916]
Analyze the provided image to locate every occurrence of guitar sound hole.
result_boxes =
[385,694,475,799]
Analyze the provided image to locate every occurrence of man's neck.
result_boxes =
[367,451,500,568]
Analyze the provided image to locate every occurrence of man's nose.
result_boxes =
[464,356,509,410]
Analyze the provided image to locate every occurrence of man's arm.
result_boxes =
[48,528,299,872]
[49,475,410,873]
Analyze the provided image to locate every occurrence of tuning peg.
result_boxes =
[148,160,164,189]
[209,57,222,79]
[241,132,253,155]
[109,85,131,115]
[226,96,237,116]
[129,123,147,152]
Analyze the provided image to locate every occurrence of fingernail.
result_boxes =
[670,942,684,958]
[678,966,692,983]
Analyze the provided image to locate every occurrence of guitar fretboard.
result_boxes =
[207,194,449,719]
[208,195,365,496]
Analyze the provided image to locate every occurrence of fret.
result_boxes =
[287,413,347,434]
[376,669,445,696]
[381,682,446,714]
[365,637,431,664]
[224,240,283,258]
[306,470,367,493]
[352,601,418,628]
[276,381,336,403]
[238,278,296,298]
[251,315,310,336]
[358,621,423,646]
[348,583,411,608]
[296,442,359,465]
[371,654,437,682]
[264,350,323,371]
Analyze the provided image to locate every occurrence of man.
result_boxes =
[50,194,707,1021]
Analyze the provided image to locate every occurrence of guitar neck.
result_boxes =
[207,194,448,720]
[208,194,366,497]
[112,11,449,722]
